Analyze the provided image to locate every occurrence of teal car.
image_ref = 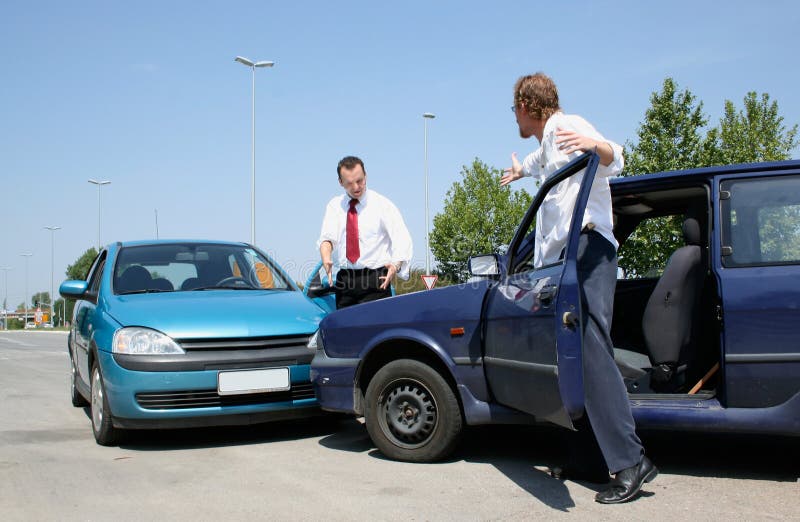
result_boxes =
[61,240,328,445]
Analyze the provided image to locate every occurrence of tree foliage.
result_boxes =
[66,247,99,281]
[716,92,799,164]
[620,78,798,278]
[430,159,531,283]
[624,78,714,176]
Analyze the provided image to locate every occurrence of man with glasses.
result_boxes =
[501,72,657,504]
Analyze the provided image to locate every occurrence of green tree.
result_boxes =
[716,91,799,164]
[620,78,715,277]
[66,247,99,280]
[623,77,714,176]
[430,159,531,283]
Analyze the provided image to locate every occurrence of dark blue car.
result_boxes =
[311,153,800,462]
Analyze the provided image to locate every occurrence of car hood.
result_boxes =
[105,290,325,339]
[321,280,490,331]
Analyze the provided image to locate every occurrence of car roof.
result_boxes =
[610,159,800,189]
[113,239,252,248]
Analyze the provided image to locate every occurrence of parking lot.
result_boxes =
[1,331,797,520]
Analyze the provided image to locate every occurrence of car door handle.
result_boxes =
[562,311,579,328]
[537,285,558,306]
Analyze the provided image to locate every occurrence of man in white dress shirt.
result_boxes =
[318,156,413,309]
[501,72,657,504]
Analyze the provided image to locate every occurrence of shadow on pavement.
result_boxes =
[112,414,343,451]
[318,418,799,510]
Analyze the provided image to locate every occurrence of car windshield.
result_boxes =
[113,243,294,294]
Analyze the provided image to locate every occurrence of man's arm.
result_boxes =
[554,130,617,166]
[380,200,413,290]
[319,240,334,287]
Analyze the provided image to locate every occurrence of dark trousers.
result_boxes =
[575,231,643,474]
[335,268,392,310]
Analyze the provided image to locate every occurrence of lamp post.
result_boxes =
[20,253,32,326]
[0,266,11,330]
[234,56,275,246]
[87,179,111,250]
[44,226,61,326]
[423,113,436,276]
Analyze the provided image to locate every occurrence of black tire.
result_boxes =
[364,359,463,463]
[90,362,121,446]
[70,351,89,407]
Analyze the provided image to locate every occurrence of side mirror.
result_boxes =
[468,254,500,276]
[60,280,89,299]
[306,284,336,298]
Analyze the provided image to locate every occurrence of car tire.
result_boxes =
[365,359,463,463]
[90,362,121,446]
[70,351,89,407]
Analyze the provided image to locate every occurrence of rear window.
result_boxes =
[721,175,800,267]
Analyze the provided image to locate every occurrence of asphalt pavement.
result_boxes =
[0,330,798,520]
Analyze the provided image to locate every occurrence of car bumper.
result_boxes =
[310,348,360,414]
[97,350,320,428]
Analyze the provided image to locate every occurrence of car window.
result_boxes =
[87,252,107,295]
[721,175,800,267]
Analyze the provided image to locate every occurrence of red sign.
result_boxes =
[421,274,438,290]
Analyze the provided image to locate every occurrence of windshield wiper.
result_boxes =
[117,288,173,295]
[190,285,259,291]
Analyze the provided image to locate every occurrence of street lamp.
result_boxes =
[88,179,111,250]
[423,113,436,276]
[44,226,61,326]
[0,266,11,330]
[20,253,32,326]
[234,55,275,246]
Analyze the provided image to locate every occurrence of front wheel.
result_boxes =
[364,359,463,462]
[90,362,122,446]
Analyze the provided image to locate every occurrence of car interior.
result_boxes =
[609,183,720,398]
[113,244,290,294]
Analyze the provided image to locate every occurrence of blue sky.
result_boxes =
[1,1,799,308]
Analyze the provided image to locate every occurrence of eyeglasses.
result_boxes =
[510,105,517,113]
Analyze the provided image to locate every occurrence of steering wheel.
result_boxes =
[216,276,253,288]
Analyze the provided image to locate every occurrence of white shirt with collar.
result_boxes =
[520,112,624,267]
[318,188,413,279]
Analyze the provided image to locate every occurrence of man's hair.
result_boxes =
[337,156,365,179]
[514,72,560,120]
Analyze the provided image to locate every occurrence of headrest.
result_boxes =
[682,218,701,246]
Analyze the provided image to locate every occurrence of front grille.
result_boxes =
[177,334,312,352]
[136,382,315,410]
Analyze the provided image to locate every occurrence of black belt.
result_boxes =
[339,267,386,275]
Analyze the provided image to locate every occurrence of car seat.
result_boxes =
[641,217,705,390]
[116,265,153,293]
[150,278,174,291]
[180,277,202,290]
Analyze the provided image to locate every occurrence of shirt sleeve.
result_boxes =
[520,148,542,178]
[382,199,413,280]
[561,115,624,178]
[317,199,340,249]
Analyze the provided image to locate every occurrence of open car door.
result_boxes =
[483,152,601,428]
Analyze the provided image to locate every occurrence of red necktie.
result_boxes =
[346,198,360,263]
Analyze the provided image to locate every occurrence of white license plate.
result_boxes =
[217,367,290,396]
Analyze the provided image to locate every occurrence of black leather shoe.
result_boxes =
[595,456,657,504]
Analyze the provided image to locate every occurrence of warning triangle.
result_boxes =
[421,274,438,290]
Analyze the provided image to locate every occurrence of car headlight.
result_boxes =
[307,329,323,352]
[113,327,185,355]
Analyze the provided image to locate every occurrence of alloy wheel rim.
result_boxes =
[378,378,438,449]
[91,368,104,430]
